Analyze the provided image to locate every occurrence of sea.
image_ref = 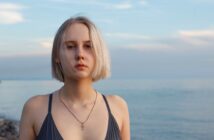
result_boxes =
[0,79,214,140]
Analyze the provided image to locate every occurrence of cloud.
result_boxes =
[178,29,214,46]
[106,32,150,40]
[192,0,214,4]
[139,0,148,6]
[125,44,175,51]
[112,2,132,10]
[0,3,24,24]
[0,38,53,58]
[39,38,53,49]
[50,0,148,10]
[0,51,50,58]
[179,30,214,37]
[95,19,114,24]
[0,11,24,24]
[0,3,23,10]
[106,28,214,52]
[105,32,173,51]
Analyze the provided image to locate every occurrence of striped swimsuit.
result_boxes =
[36,93,120,140]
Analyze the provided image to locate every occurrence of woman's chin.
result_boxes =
[68,74,92,81]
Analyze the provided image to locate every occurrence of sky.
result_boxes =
[0,0,214,80]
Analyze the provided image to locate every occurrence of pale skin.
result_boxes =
[19,23,130,140]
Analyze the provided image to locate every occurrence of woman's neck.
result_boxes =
[60,78,96,105]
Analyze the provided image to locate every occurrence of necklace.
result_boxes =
[58,89,97,130]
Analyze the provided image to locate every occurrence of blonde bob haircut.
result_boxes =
[51,16,111,82]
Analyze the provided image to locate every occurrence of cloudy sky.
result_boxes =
[0,0,214,80]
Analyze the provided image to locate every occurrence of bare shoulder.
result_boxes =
[105,94,128,110]
[104,95,129,123]
[21,94,49,123]
[105,94,130,139]
[23,94,49,113]
[19,94,49,139]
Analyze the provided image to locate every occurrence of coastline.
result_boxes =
[0,117,19,140]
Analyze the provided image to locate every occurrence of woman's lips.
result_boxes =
[75,64,87,70]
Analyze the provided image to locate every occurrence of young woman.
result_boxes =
[19,16,130,140]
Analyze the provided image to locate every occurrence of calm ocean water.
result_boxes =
[0,79,214,140]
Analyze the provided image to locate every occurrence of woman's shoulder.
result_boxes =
[19,93,53,138]
[104,94,130,138]
[21,93,52,120]
[23,94,49,110]
[104,94,129,130]
[105,94,128,110]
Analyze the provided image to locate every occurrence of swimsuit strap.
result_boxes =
[48,93,53,114]
[102,94,112,114]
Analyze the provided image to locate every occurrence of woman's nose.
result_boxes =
[75,47,84,60]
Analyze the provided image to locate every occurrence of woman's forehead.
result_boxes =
[63,23,90,42]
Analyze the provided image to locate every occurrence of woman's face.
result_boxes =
[59,23,95,81]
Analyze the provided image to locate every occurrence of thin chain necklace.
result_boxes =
[58,89,97,130]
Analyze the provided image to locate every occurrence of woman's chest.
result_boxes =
[51,101,110,140]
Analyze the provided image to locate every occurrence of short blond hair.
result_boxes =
[51,16,111,82]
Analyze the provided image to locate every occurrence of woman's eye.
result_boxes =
[85,45,92,49]
[66,45,75,49]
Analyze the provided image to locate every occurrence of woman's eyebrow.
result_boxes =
[64,40,91,44]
